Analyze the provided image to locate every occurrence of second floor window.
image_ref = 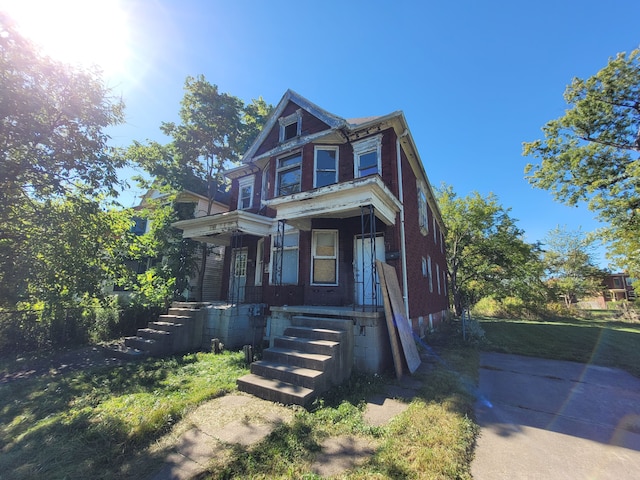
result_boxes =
[237,176,254,210]
[314,146,338,188]
[418,187,429,235]
[276,153,302,196]
[353,134,382,178]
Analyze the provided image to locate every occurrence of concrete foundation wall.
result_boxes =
[201,303,266,351]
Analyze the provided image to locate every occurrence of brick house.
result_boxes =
[603,273,636,302]
[173,90,448,402]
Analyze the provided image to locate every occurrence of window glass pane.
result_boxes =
[240,185,251,208]
[316,172,335,188]
[316,149,336,170]
[283,233,299,248]
[284,122,297,140]
[315,232,335,256]
[279,154,301,169]
[278,169,301,195]
[281,250,298,284]
[358,151,378,176]
[313,259,336,284]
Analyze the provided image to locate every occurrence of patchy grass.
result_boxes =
[0,351,248,479]
[480,315,640,377]
[204,346,479,479]
[1,337,480,479]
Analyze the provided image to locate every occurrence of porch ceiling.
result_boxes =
[172,210,274,245]
[263,176,402,230]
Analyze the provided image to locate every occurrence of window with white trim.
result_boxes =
[314,146,338,188]
[237,176,254,210]
[276,152,302,196]
[279,110,302,142]
[436,263,441,295]
[311,230,338,285]
[443,269,447,296]
[433,217,437,243]
[353,134,382,178]
[270,231,299,285]
[261,161,270,202]
[417,185,429,235]
[427,255,433,293]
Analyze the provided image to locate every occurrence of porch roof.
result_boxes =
[263,176,402,230]
[172,210,274,245]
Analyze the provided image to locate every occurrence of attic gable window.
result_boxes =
[279,109,302,142]
[353,134,382,178]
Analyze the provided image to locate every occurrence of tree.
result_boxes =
[436,184,546,315]
[0,13,126,309]
[523,48,640,280]
[123,77,272,301]
[542,226,605,308]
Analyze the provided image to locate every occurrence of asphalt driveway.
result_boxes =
[472,352,640,479]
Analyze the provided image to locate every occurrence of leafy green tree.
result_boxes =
[436,184,546,315]
[123,77,272,301]
[523,48,640,281]
[0,14,126,308]
[542,226,605,308]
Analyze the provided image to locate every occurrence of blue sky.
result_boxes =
[8,0,640,267]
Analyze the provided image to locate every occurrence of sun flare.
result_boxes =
[1,0,131,77]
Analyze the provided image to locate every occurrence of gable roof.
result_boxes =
[241,89,347,164]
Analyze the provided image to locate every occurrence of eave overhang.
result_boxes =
[262,176,402,231]
[172,210,274,245]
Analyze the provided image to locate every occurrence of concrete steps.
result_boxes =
[237,316,351,406]
[106,303,204,360]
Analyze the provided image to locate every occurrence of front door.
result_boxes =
[229,248,248,303]
[354,235,385,306]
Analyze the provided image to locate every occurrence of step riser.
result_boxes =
[148,322,182,333]
[236,375,315,406]
[125,337,168,356]
[137,328,172,344]
[283,326,345,342]
[291,315,351,332]
[273,336,339,356]
[250,362,325,390]
[167,308,197,317]
[263,350,331,371]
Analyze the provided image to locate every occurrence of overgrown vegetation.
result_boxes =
[0,342,479,479]
[0,351,248,479]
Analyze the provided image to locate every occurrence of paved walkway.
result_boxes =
[151,365,431,480]
[473,352,640,480]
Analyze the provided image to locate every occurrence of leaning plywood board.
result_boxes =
[377,261,421,373]
[377,260,404,379]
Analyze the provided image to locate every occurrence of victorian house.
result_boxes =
[173,90,448,403]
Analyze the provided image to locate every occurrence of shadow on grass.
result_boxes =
[0,355,204,480]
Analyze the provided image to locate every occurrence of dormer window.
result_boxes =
[353,134,382,178]
[279,109,302,142]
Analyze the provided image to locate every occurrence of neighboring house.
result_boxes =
[603,273,636,302]
[174,89,448,339]
[110,189,229,301]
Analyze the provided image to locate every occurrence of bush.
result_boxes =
[0,296,164,357]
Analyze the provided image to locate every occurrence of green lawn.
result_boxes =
[479,315,640,377]
[0,345,479,479]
